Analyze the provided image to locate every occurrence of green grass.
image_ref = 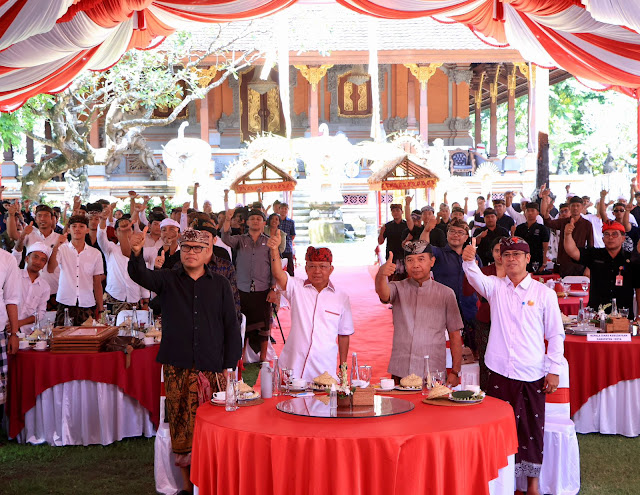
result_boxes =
[1,404,638,494]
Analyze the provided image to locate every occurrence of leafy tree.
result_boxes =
[0,24,265,199]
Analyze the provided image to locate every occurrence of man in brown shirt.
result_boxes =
[540,185,594,276]
[375,240,463,387]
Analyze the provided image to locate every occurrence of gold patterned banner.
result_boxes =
[370,178,438,191]
[234,181,296,194]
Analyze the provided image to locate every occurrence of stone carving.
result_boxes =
[217,74,240,133]
[603,148,616,174]
[555,149,570,175]
[445,117,473,131]
[384,117,408,133]
[65,165,90,201]
[577,152,594,175]
[441,65,473,85]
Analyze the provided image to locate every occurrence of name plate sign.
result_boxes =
[587,334,631,342]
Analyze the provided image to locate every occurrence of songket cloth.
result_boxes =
[487,369,544,479]
[163,364,225,465]
[239,290,271,353]
[104,292,135,316]
[54,303,95,326]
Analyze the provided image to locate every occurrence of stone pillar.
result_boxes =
[407,79,417,131]
[2,147,13,163]
[404,63,443,144]
[471,73,485,147]
[294,64,333,137]
[487,65,500,159]
[534,66,549,152]
[506,64,517,157]
[525,63,536,153]
[200,93,209,143]
[26,137,35,164]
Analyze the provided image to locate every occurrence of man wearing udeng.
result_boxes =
[375,240,463,387]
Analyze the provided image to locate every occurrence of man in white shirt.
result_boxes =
[462,236,564,495]
[267,230,354,380]
[0,248,22,410]
[98,210,154,316]
[17,242,51,334]
[49,215,104,326]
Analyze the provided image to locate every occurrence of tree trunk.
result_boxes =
[21,154,71,200]
[536,131,549,189]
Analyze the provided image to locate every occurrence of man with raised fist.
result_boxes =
[375,241,463,387]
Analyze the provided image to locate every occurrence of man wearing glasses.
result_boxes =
[463,236,564,495]
[598,192,640,253]
[564,219,640,320]
[267,230,354,381]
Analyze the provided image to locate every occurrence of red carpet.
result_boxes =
[272,265,393,380]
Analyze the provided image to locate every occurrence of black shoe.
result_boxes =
[177,491,192,495]
[270,336,276,344]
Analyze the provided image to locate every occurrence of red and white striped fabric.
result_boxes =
[2,0,640,111]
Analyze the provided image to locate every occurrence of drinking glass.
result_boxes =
[431,370,446,387]
[358,365,371,387]
[581,281,590,293]
[620,308,629,319]
[531,261,540,273]
[281,368,293,393]
[462,372,480,393]
[561,283,571,298]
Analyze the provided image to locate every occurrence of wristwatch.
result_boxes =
[450,369,461,378]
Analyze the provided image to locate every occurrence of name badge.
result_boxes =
[616,275,623,286]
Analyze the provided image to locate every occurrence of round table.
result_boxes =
[191,395,518,495]
[7,345,161,445]
[558,295,588,316]
[564,335,640,436]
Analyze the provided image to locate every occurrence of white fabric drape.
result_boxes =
[582,0,640,35]
[573,378,640,437]
[488,454,515,495]
[0,0,74,51]
[13,380,155,446]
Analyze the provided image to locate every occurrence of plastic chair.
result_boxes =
[561,276,590,285]
[154,366,182,495]
[515,357,580,494]
[116,309,150,326]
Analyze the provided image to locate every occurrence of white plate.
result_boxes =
[377,386,395,392]
[238,392,260,402]
[569,291,588,297]
[449,396,484,404]
[288,387,307,393]
[394,386,421,391]
[211,398,226,405]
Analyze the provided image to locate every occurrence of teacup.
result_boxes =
[18,340,30,350]
[143,336,155,346]
[291,378,307,389]
[34,341,47,350]
[212,391,226,401]
[380,378,395,390]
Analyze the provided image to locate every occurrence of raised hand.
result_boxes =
[55,231,67,247]
[182,202,190,211]
[130,225,148,255]
[477,229,488,239]
[378,252,396,277]
[128,190,137,199]
[267,228,281,250]
[23,221,34,237]
[539,184,550,197]
[154,249,166,269]
[225,208,235,222]
[404,195,412,204]
[564,216,576,236]
[600,189,608,199]
[462,237,477,262]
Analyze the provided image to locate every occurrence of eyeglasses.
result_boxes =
[501,252,526,260]
[306,264,331,271]
[180,244,206,253]
[603,232,622,238]
[447,229,468,237]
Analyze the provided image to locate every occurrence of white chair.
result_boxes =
[154,366,182,495]
[116,309,150,326]
[561,276,590,285]
[515,358,580,495]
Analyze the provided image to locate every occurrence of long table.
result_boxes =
[191,395,518,495]
[564,334,640,436]
[7,345,162,445]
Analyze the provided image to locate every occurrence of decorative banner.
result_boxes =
[234,181,296,194]
[370,178,438,191]
[587,334,631,342]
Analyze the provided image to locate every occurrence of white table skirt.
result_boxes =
[573,378,640,437]
[13,379,156,446]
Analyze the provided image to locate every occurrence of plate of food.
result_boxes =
[426,383,453,400]
[449,390,485,404]
[312,371,338,392]
[238,391,261,402]
[395,373,422,391]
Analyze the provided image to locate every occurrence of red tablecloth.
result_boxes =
[535,274,560,283]
[7,346,161,439]
[558,296,588,316]
[191,395,518,495]
[564,335,640,415]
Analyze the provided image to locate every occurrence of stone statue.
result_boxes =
[577,152,593,175]
[556,149,570,175]
[65,165,90,201]
[603,148,616,174]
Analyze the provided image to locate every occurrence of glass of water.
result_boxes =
[620,308,629,319]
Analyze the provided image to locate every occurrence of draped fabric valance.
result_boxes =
[1,0,640,112]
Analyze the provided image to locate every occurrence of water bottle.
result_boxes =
[577,299,585,326]
[260,361,273,399]
[350,352,359,385]
[600,313,607,332]
[329,383,338,409]
[63,307,72,327]
[611,298,618,317]
[225,369,238,411]
[148,308,154,328]
[272,357,281,397]
[131,305,139,337]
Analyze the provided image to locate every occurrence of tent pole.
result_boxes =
[637,95,640,188]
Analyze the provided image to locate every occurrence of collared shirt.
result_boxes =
[221,231,272,292]
[514,221,550,269]
[278,273,354,380]
[55,242,104,307]
[409,225,446,247]
[462,260,565,381]
[144,234,163,250]
[86,232,107,275]
[22,229,61,295]
[387,277,463,377]
[18,268,50,334]
[506,205,544,227]
[582,213,605,248]
[543,216,594,275]
[0,250,21,331]
[383,219,407,260]
[578,247,640,319]
[431,244,481,321]
[473,225,510,265]
[279,217,296,254]
[97,227,154,302]
[496,214,515,233]
[128,252,242,372]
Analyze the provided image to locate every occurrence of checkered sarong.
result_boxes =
[0,328,7,405]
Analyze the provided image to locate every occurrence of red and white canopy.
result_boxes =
[1,0,640,112]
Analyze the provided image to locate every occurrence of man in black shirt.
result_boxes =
[564,219,640,318]
[405,205,446,248]
[378,204,407,281]
[435,203,451,234]
[493,198,516,235]
[128,226,241,493]
[473,208,509,265]
[514,202,550,273]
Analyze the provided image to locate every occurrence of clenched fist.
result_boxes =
[378,252,396,277]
